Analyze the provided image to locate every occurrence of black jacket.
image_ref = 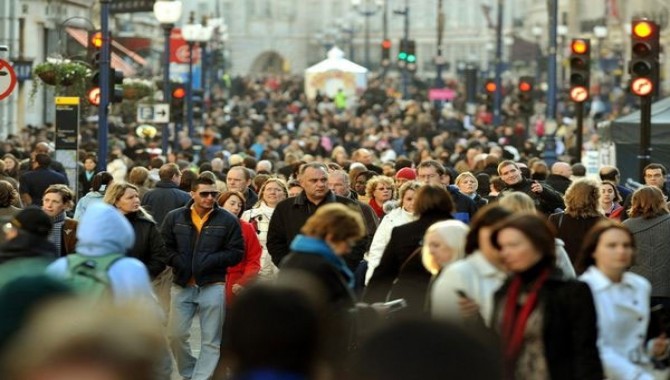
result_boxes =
[142,180,191,226]
[493,275,603,380]
[161,201,244,287]
[544,174,572,195]
[243,187,259,211]
[500,178,565,215]
[125,211,167,278]
[365,212,452,316]
[267,190,364,270]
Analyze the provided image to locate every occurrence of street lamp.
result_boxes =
[593,25,608,72]
[182,20,210,139]
[351,0,383,69]
[557,24,568,87]
[532,25,543,84]
[153,0,183,155]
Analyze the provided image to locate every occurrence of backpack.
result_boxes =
[64,253,123,299]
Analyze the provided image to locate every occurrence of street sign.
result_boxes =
[0,59,17,101]
[137,103,170,123]
[110,0,154,14]
[12,60,33,82]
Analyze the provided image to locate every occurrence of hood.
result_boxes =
[75,203,135,257]
[0,232,57,265]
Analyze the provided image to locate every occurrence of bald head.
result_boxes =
[551,162,572,179]
[599,165,620,183]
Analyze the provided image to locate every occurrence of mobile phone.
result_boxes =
[456,289,469,299]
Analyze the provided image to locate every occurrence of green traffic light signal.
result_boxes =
[398,52,407,60]
[407,54,416,63]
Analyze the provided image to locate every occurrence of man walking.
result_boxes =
[142,163,190,226]
[162,175,244,380]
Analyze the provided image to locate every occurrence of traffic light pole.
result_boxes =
[162,25,172,155]
[493,0,504,127]
[575,101,584,163]
[187,41,195,139]
[98,0,110,170]
[639,95,652,182]
[401,2,409,99]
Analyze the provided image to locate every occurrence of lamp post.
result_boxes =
[532,25,543,85]
[181,20,204,139]
[557,24,567,88]
[593,25,608,73]
[153,0,183,156]
[351,0,383,69]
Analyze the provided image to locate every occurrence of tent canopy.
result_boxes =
[305,47,368,74]
[610,96,670,143]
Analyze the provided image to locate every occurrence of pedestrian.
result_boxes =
[497,160,564,215]
[73,171,113,221]
[0,206,56,266]
[491,214,603,379]
[578,220,669,380]
[599,180,624,220]
[365,176,394,219]
[226,166,258,211]
[42,184,78,257]
[19,153,68,206]
[141,163,191,226]
[161,175,244,380]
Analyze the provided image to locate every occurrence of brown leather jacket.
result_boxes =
[62,218,78,255]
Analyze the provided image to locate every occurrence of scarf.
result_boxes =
[501,266,551,376]
[368,198,385,219]
[289,235,355,289]
[49,212,66,256]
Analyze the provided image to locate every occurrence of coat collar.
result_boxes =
[580,266,636,292]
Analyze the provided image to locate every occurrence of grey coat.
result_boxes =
[623,214,670,297]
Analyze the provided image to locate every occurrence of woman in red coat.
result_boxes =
[218,191,261,305]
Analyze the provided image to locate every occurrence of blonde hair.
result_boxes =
[301,203,365,243]
[498,191,536,214]
[422,220,470,275]
[365,175,395,199]
[257,177,288,207]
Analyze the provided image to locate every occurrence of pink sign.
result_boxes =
[428,88,456,101]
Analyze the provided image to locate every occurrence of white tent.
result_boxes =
[304,47,368,102]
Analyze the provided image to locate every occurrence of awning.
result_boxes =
[65,27,137,77]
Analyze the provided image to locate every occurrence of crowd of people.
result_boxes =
[0,74,669,380]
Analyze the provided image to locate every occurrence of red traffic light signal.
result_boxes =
[518,78,533,93]
[571,39,589,55]
[485,80,497,93]
[382,39,391,49]
[172,86,186,99]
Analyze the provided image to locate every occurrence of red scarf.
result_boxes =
[501,268,551,371]
[368,198,385,219]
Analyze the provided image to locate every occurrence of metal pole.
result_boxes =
[493,0,503,127]
[575,101,584,163]
[546,0,558,121]
[381,0,388,77]
[162,25,171,156]
[201,42,208,113]
[98,0,110,170]
[187,41,194,139]
[364,12,370,69]
[639,96,652,182]
[435,0,445,88]
[401,1,409,99]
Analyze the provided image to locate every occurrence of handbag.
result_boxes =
[385,245,422,302]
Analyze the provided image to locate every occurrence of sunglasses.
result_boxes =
[198,191,220,198]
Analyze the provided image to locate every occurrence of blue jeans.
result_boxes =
[168,284,225,380]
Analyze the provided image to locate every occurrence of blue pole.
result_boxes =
[493,0,503,127]
[162,25,172,156]
[187,42,194,138]
[546,0,557,121]
[98,0,110,170]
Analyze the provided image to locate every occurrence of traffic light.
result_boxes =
[397,39,408,68]
[629,19,659,97]
[484,78,496,109]
[110,68,124,104]
[569,38,591,103]
[517,76,534,115]
[192,89,204,121]
[170,84,186,124]
[406,40,417,72]
[381,39,391,67]
[87,30,103,104]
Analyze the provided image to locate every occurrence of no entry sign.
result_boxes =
[0,59,17,101]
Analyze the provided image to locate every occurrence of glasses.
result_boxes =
[198,191,220,198]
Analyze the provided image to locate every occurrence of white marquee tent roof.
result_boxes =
[305,47,368,74]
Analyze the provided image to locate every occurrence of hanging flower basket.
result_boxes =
[122,78,155,100]
[30,58,91,101]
